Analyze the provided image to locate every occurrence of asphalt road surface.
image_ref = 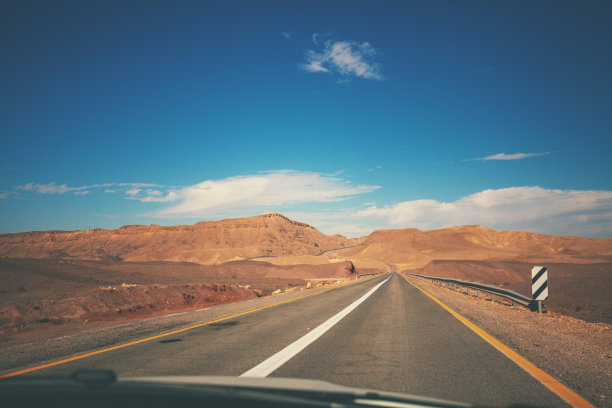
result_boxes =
[2,273,569,407]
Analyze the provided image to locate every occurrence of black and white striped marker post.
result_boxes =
[531,266,548,313]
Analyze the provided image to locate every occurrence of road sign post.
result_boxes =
[531,266,548,313]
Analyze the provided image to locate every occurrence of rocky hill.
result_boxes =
[345,225,612,270]
[0,213,356,265]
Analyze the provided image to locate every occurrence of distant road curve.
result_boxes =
[315,244,361,256]
[244,244,361,260]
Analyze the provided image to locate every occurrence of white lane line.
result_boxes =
[240,276,391,378]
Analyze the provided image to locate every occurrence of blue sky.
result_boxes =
[1,0,611,238]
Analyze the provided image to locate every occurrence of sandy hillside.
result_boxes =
[344,225,612,270]
[0,213,356,265]
[0,257,359,332]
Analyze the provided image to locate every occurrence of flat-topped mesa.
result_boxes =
[260,212,315,230]
[0,214,354,264]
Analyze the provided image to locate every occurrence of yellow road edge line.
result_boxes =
[399,273,594,408]
[0,274,382,379]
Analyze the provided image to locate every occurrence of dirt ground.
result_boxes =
[0,257,364,338]
[405,275,612,408]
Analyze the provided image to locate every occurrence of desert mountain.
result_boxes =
[2,215,611,269]
[344,225,612,270]
[0,213,356,265]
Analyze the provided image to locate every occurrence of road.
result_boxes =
[1,273,570,407]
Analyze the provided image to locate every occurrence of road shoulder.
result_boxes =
[404,275,611,408]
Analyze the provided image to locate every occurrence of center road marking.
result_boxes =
[241,276,391,378]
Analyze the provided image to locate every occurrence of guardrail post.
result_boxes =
[491,293,496,302]
[467,287,470,296]
[477,289,480,298]
[537,300,542,313]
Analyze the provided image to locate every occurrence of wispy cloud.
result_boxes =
[153,170,380,218]
[125,188,142,196]
[466,152,551,161]
[18,182,76,194]
[17,182,160,195]
[301,38,383,80]
[281,31,293,40]
[353,186,612,237]
[133,191,179,203]
[311,33,325,44]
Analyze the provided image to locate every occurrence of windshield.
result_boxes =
[1,1,611,408]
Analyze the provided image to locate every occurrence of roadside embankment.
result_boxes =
[0,257,376,345]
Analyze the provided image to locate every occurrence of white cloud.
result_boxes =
[17,182,160,196]
[467,152,551,161]
[281,32,293,40]
[303,57,328,73]
[125,188,141,196]
[301,39,383,80]
[139,191,179,203]
[354,186,612,237]
[154,170,380,217]
[18,182,74,194]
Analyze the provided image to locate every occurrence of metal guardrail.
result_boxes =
[356,273,379,278]
[406,273,545,312]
